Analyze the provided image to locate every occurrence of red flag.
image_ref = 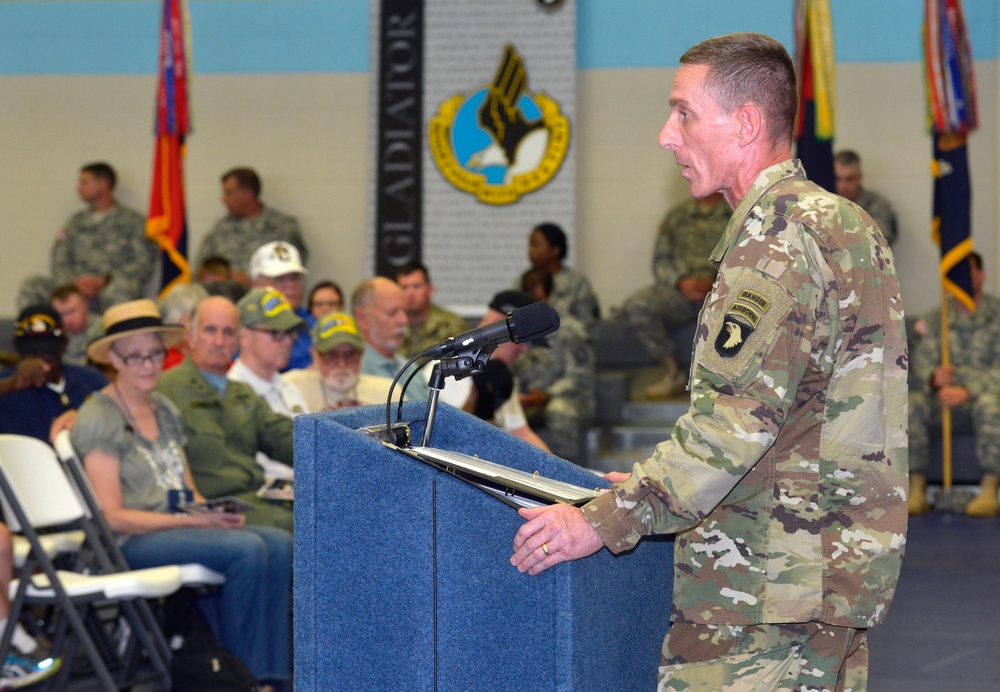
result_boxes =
[146,0,192,296]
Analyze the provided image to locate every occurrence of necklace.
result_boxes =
[113,382,157,439]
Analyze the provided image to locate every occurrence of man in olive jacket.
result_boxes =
[157,295,294,531]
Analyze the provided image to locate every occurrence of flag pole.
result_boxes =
[939,286,954,511]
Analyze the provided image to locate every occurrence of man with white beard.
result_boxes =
[282,312,393,411]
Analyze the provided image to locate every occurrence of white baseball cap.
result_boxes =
[249,241,307,278]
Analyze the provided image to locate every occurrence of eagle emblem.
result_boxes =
[723,321,743,349]
[716,314,754,358]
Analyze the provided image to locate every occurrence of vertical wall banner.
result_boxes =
[372,0,425,280]
[369,0,576,314]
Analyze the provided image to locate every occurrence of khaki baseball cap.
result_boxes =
[311,312,363,353]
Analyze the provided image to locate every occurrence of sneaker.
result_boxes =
[0,651,61,690]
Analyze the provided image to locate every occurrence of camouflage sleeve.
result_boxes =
[866,197,897,246]
[255,395,295,464]
[545,325,594,401]
[276,214,309,267]
[954,300,1000,398]
[585,226,825,553]
[50,216,79,284]
[651,211,685,287]
[194,225,223,272]
[910,314,940,395]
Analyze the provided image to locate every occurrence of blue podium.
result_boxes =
[294,402,674,691]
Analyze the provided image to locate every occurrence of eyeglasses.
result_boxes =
[248,326,298,342]
[114,348,167,367]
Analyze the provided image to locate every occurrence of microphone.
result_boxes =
[419,302,560,359]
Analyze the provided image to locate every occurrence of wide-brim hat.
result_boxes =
[87,299,185,364]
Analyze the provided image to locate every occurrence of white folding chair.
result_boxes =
[0,434,185,690]
[51,431,225,589]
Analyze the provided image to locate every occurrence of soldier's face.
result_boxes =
[659,64,741,202]
[76,172,105,205]
[52,293,89,335]
[397,271,432,314]
[222,177,256,217]
[834,163,862,201]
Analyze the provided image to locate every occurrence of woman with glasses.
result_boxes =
[70,300,291,689]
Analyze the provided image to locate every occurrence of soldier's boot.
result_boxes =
[965,473,1000,518]
[645,357,687,400]
[908,473,930,516]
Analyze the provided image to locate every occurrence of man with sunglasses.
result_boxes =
[0,305,106,442]
[228,288,308,481]
[156,295,294,531]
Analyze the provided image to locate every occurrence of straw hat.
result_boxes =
[87,299,185,364]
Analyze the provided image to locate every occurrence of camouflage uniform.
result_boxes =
[18,205,157,313]
[583,160,908,687]
[195,206,309,277]
[548,268,600,332]
[512,314,595,462]
[855,188,898,246]
[63,313,103,367]
[909,294,1000,475]
[400,303,469,358]
[620,198,731,361]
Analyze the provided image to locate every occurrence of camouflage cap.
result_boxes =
[311,312,363,353]
[237,288,305,332]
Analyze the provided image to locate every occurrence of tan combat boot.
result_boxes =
[965,473,1000,518]
[908,472,930,515]
[645,356,687,400]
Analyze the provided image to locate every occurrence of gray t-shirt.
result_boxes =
[71,391,189,515]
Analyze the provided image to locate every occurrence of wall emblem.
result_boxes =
[429,44,570,205]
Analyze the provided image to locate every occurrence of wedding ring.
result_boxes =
[542,543,550,556]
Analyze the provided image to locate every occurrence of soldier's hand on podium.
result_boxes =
[510,503,604,576]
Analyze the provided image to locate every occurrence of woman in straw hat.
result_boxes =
[70,300,291,687]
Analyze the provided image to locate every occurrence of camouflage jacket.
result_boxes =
[51,204,157,305]
[550,267,599,332]
[196,206,309,275]
[855,188,897,246]
[652,197,731,287]
[911,293,1000,398]
[400,303,469,358]
[513,313,595,417]
[585,159,908,629]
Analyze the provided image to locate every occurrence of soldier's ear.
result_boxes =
[734,104,763,148]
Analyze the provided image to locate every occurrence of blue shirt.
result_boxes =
[360,344,430,401]
[0,363,108,442]
[283,307,315,372]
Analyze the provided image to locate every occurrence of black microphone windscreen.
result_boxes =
[509,302,560,343]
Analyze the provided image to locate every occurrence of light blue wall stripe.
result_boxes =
[0,0,369,75]
[0,0,997,75]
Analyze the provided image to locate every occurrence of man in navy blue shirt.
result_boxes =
[0,305,106,442]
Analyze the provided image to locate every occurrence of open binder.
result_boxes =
[367,423,602,509]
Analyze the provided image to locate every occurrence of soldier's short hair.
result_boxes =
[51,283,83,303]
[222,167,261,198]
[970,251,983,271]
[80,162,117,189]
[680,33,797,148]
[835,150,862,168]
[533,222,568,260]
[396,261,430,285]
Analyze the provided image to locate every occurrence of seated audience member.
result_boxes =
[834,149,898,245]
[0,306,107,441]
[157,283,209,370]
[249,241,313,371]
[0,520,63,688]
[283,312,393,411]
[228,288,308,480]
[18,162,157,313]
[307,280,345,320]
[196,255,246,303]
[195,167,308,285]
[520,222,599,331]
[396,262,468,358]
[909,252,1000,517]
[352,277,430,400]
[469,360,515,424]
[156,296,295,531]
[51,284,102,366]
[517,269,596,462]
[619,192,729,399]
[437,291,550,453]
[71,299,291,686]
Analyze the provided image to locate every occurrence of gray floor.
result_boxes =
[867,511,1000,691]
